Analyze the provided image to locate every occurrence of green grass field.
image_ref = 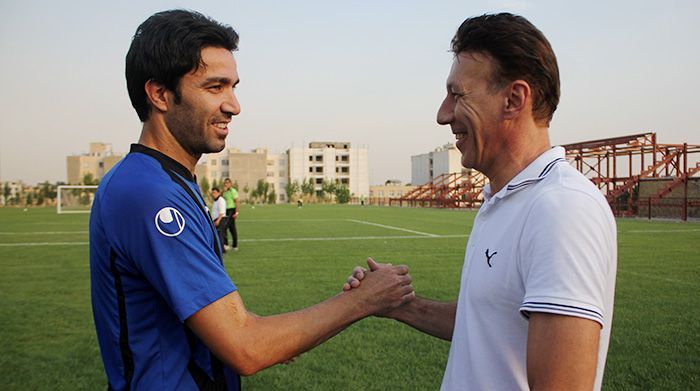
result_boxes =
[0,205,698,390]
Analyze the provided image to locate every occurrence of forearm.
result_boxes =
[388,296,457,341]
[189,291,371,376]
[244,292,367,368]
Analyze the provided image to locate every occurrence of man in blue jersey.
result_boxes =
[89,10,414,390]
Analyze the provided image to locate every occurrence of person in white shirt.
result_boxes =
[345,12,617,391]
[210,187,228,253]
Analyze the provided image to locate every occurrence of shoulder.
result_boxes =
[99,154,193,219]
[519,167,615,242]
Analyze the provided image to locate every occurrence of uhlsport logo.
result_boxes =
[155,207,186,237]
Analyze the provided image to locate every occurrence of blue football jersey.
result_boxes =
[90,144,240,390]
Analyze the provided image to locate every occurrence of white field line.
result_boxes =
[238,219,342,222]
[0,231,88,235]
[346,219,439,237]
[618,269,698,287]
[0,234,468,247]
[0,242,89,247]
[240,234,466,243]
[622,229,700,233]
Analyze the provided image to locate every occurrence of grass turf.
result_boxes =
[0,205,698,389]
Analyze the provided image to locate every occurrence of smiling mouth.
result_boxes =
[213,122,229,130]
[454,132,467,140]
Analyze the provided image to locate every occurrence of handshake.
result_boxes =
[340,258,415,318]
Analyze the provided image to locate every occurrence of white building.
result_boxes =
[411,143,463,185]
[288,141,369,197]
[197,141,369,203]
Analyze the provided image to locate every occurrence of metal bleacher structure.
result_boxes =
[390,133,700,220]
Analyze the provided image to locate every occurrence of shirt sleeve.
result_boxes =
[518,188,614,327]
[108,182,236,321]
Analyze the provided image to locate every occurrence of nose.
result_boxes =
[221,89,241,117]
[436,94,454,125]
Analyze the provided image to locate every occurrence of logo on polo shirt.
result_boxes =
[485,248,497,268]
[155,207,186,237]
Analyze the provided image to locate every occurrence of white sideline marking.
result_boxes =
[623,229,700,233]
[0,231,88,235]
[0,234,468,247]
[240,234,466,243]
[618,270,697,286]
[0,242,89,247]
[346,219,439,237]
[239,219,341,222]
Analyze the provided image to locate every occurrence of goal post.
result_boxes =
[57,185,99,214]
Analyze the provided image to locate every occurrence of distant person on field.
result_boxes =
[210,187,228,253]
[89,9,414,390]
[345,13,617,390]
[222,178,238,251]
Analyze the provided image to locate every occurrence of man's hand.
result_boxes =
[342,258,382,291]
[342,258,412,316]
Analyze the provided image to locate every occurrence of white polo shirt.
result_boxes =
[211,196,226,221]
[441,147,617,391]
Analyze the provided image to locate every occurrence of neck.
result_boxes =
[485,121,551,194]
[138,118,200,174]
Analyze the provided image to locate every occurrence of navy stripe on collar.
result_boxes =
[506,157,565,191]
[129,144,195,182]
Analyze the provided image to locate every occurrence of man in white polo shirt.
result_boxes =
[345,13,617,390]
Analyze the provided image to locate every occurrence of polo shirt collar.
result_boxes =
[129,144,196,182]
[483,146,566,203]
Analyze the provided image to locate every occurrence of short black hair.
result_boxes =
[212,187,221,193]
[125,9,239,122]
[451,13,560,126]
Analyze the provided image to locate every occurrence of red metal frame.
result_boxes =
[562,132,700,219]
[392,132,700,219]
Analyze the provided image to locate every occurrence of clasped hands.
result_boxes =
[342,258,415,317]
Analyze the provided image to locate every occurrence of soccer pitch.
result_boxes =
[0,205,698,390]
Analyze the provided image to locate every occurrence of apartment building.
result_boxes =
[411,143,463,185]
[369,180,416,206]
[288,141,369,197]
[194,141,369,203]
[66,142,124,184]
[197,147,289,203]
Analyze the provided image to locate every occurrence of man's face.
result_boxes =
[165,46,240,157]
[212,189,220,199]
[223,180,231,190]
[436,52,505,175]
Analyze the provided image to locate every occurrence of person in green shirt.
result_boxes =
[222,178,239,251]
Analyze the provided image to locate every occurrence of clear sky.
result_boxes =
[1,0,698,185]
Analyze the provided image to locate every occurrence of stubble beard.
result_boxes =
[167,102,224,158]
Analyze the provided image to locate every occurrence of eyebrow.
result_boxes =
[446,82,461,93]
[202,77,240,86]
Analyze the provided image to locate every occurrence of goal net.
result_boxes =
[57,185,99,214]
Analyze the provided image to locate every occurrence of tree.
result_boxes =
[82,173,99,185]
[285,180,300,203]
[267,189,277,204]
[3,183,10,205]
[40,181,57,203]
[320,180,337,202]
[26,193,34,206]
[334,185,351,204]
[253,179,270,204]
[200,177,211,199]
[301,177,315,196]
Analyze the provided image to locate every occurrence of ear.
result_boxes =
[503,80,531,120]
[144,80,172,114]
